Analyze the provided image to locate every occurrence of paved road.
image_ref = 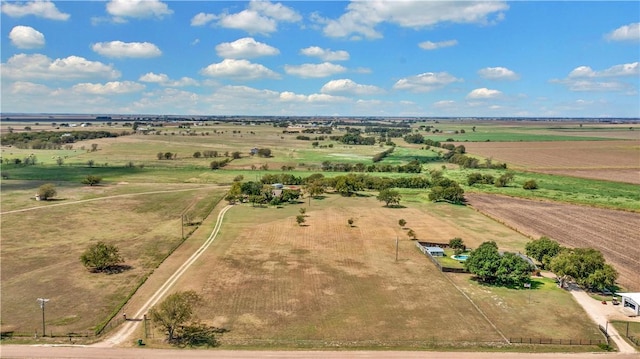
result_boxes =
[2,346,639,359]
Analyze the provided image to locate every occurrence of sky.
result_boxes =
[1,0,639,118]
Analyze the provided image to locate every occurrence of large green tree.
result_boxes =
[80,241,124,272]
[550,247,617,290]
[525,236,562,269]
[495,252,534,286]
[465,241,501,282]
[81,175,102,186]
[376,188,401,207]
[149,291,202,343]
[37,183,57,200]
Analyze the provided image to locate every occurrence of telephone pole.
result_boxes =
[37,298,49,337]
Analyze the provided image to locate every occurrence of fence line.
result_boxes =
[508,337,606,345]
[415,242,469,273]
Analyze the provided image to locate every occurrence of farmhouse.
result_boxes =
[616,292,640,316]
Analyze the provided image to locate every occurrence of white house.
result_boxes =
[616,292,640,316]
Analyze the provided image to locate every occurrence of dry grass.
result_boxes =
[164,195,600,346]
[0,184,226,335]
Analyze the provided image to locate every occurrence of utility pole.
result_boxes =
[395,236,399,262]
[181,214,184,240]
[37,298,49,337]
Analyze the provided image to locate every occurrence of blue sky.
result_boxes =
[1,0,638,117]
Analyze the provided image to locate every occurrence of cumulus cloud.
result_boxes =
[199,1,301,34]
[1,0,70,20]
[92,41,162,58]
[552,63,639,93]
[320,79,383,95]
[605,22,640,42]
[321,1,508,39]
[478,66,519,80]
[1,53,120,80]
[392,72,462,92]
[216,38,279,59]
[191,12,217,26]
[8,81,51,95]
[466,87,503,99]
[284,62,347,78]
[200,59,280,81]
[72,81,145,95]
[300,46,349,61]
[106,0,172,21]
[567,62,639,78]
[418,40,457,50]
[9,26,45,49]
[139,72,198,87]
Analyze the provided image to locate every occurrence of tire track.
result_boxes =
[94,204,233,347]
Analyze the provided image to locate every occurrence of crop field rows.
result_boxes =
[466,193,640,291]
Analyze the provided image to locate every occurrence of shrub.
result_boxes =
[523,180,538,190]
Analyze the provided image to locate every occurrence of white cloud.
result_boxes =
[1,53,120,80]
[432,100,456,109]
[9,26,45,49]
[139,72,169,83]
[1,0,70,20]
[466,87,503,99]
[72,81,145,95]
[551,79,632,93]
[191,12,217,26]
[106,0,172,21]
[209,1,301,34]
[418,40,457,50]
[478,66,519,80]
[605,22,640,42]
[92,41,162,58]
[219,10,277,34]
[322,1,508,39]
[567,62,639,78]
[216,38,279,59]
[8,81,51,95]
[320,79,383,96]
[284,62,347,78]
[200,59,280,81]
[392,72,462,92]
[139,72,198,87]
[300,46,349,61]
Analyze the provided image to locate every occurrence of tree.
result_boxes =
[523,180,538,190]
[87,159,95,168]
[80,241,124,272]
[82,175,102,186]
[494,172,515,187]
[465,241,501,282]
[149,291,202,343]
[37,183,57,200]
[193,151,202,158]
[550,247,616,289]
[586,264,618,292]
[398,219,407,229]
[296,214,306,226]
[299,207,306,215]
[176,322,227,348]
[406,228,417,240]
[257,148,272,157]
[449,237,466,255]
[495,252,533,286]
[525,237,561,269]
[376,188,401,207]
[348,218,354,227]
[55,156,64,166]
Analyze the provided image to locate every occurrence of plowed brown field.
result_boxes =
[458,140,640,184]
[466,193,640,291]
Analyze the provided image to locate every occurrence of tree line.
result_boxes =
[1,130,123,149]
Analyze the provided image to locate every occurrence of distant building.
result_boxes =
[425,247,445,257]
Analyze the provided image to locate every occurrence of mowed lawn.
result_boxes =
[169,195,600,346]
[0,183,226,335]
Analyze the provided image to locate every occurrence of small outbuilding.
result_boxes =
[425,247,445,257]
[616,292,640,316]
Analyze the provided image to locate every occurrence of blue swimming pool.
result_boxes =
[451,254,469,261]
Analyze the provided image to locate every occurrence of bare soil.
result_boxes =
[459,140,640,184]
[466,193,640,291]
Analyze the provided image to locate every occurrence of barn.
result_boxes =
[616,292,640,316]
